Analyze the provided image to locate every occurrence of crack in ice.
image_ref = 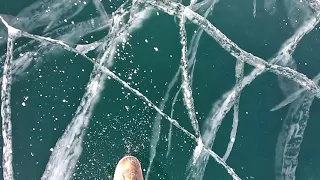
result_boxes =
[2,1,320,179]
[0,16,21,180]
[147,0,320,98]
[179,16,201,138]
[223,60,244,161]
[0,10,241,179]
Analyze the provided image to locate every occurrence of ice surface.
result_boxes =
[1,0,320,180]
[0,16,20,180]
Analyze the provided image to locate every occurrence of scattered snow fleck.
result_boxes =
[154,47,159,51]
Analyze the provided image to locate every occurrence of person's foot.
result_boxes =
[113,155,144,180]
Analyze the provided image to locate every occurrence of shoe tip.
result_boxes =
[113,156,144,180]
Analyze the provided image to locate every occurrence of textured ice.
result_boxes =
[223,60,244,161]
[1,0,320,180]
[42,6,153,180]
[253,0,257,18]
[178,16,201,138]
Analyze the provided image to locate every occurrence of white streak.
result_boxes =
[275,91,314,180]
[42,0,89,32]
[1,0,90,35]
[223,60,244,161]
[204,148,241,180]
[167,0,218,156]
[41,6,152,180]
[146,7,202,177]
[41,35,116,180]
[145,68,178,179]
[306,0,320,11]
[253,0,257,18]
[179,16,201,137]
[147,0,320,123]
[11,52,34,77]
[75,41,103,54]
[162,2,320,178]
[190,0,217,13]
[190,0,198,6]
[166,84,181,158]
[179,17,205,176]
[274,41,313,180]
[3,17,110,80]
[93,0,110,22]
[284,0,313,29]
[187,92,228,179]
[168,0,220,160]
[271,88,305,111]
[148,1,320,98]
[272,73,320,111]
[0,13,242,180]
[166,120,173,158]
[0,16,20,180]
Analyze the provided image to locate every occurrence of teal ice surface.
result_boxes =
[0,0,320,180]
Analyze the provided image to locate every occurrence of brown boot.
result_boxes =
[113,156,144,180]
